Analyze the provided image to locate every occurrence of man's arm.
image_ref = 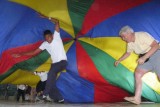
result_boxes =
[138,40,159,64]
[114,52,131,67]
[144,40,159,58]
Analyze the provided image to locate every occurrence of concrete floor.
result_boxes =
[0,100,159,107]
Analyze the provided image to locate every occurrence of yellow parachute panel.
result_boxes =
[1,70,39,87]
[11,0,75,37]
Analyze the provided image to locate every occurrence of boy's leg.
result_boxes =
[49,60,67,101]
[43,60,67,101]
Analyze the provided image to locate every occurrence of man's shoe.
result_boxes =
[54,99,64,103]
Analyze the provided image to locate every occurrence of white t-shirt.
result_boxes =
[39,31,67,63]
[17,85,26,90]
[34,71,47,82]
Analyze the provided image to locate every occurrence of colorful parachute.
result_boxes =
[0,0,160,103]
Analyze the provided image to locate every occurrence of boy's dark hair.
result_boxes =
[43,30,52,37]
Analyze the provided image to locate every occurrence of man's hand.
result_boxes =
[137,57,146,64]
[114,60,120,67]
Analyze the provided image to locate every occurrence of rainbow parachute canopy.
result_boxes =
[0,0,160,103]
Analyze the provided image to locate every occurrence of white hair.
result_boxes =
[119,25,134,36]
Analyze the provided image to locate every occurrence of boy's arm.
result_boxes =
[50,18,60,33]
[39,13,60,33]
[12,48,42,58]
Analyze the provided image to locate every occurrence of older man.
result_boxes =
[114,25,160,104]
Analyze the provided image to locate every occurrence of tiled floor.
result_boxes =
[0,100,159,107]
